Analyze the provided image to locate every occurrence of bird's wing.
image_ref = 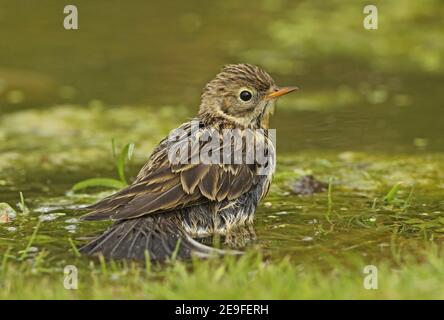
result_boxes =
[81,121,265,221]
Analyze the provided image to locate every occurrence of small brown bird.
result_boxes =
[80,64,298,260]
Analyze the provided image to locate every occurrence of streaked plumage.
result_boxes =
[80,64,297,260]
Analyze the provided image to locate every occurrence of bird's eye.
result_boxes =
[239,90,253,102]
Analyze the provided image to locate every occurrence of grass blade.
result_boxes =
[384,182,401,203]
[69,237,81,258]
[326,177,333,222]
[111,138,117,160]
[19,191,29,214]
[402,186,415,211]
[19,220,42,261]
[116,143,135,184]
[72,178,127,192]
[1,246,12,275]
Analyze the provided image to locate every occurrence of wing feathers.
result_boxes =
[82,120,270,221]
[198,165,220,200]
[180,165,210,194]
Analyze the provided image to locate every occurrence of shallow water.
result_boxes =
[1,0,444,267]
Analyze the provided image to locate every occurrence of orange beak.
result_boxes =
[265,86,299,100]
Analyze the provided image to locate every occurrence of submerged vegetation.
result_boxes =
[2,248,444,299]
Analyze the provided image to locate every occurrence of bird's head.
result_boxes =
[198,64,298,128]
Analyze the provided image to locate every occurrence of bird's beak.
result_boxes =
[265,86,299,100]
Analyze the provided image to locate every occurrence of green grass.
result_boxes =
[72,140,134,192]
[326,176,334,222]
[1,247,444,299]
[18,219,42,261]
[384,183,402,204]
[18,191,29,215]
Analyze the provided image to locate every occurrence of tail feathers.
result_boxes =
[79,216,242,261]
[80,185,137,221]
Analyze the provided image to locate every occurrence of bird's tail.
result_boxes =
[79,214,240,261]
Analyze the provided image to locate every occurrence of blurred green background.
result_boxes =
[1,0,443,153]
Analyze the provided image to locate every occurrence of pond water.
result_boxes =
[0,0,443,268]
